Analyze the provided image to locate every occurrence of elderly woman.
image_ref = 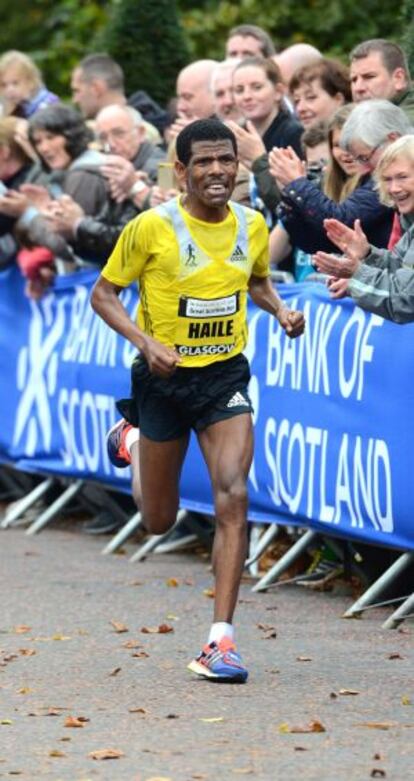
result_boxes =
[314,135,414,323]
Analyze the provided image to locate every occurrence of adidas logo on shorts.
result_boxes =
[227,391,250,409]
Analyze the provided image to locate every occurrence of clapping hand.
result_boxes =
[323,218,370,260]
[225,120,266,170]
[268,146,306,187]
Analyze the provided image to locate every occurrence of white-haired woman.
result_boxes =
[313,134,414,323]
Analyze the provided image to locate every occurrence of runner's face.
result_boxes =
[178,139,238,211]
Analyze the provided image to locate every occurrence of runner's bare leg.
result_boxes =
[138,433,190,534]
[198,414,253,622]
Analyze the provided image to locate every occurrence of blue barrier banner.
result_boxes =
[1,264,413,551]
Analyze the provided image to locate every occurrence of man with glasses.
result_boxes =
[96,104,165,206]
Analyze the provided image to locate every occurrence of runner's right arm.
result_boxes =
[91,276,180,377]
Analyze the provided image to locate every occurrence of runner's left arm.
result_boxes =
[248,274,305,338]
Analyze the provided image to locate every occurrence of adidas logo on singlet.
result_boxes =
[227,391,250,408]
[230,244,246,262]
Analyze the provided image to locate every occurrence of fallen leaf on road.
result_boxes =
[17,688,33,695]
[46,707,68,716]
[122,640,142,649]
[166,614,180,621]
[145,777,172,781]
[48,749,66,757]
[231,769,254,775]
[401,696,412,706]
[261,631,277,640]
[89,748,124,760]
[19,648,36,656]
[166,713,179,719]
[388,653,403,660]
[141,624,173,634]
[109,667,121,677]
[355,722,396,730]
[129,580,144,586]
[200,717,224,723]
[296,656,312,662]
[203,588,215,598]
[184,578,194,586]
[131,651,150,658]
[52,634,71,641]
[128,707,148,714]
[257,623,275,632]
[370,770,386,778]
[294,746,309,751]
[279,719,326,734]
[65,715,89,728]
[110,620,128,634]
[166,578,179,587]
[373,754,383,760]
[13,625,31,634]
[338,689,360,696]
[0,720,12,725]
[330,692,338,699]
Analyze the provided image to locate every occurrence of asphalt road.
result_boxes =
[0,525,413,781]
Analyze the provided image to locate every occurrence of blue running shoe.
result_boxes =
[188,636,248,683]
[107,419,133,468]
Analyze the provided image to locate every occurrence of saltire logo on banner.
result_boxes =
[1,264,413,551]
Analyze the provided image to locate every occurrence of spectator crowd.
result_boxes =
[2,27,414,531]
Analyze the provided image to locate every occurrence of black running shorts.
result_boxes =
[117,352,253,442]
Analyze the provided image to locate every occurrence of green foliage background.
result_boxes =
[0,0,411,107]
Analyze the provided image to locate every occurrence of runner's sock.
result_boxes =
[125,427,139,456]
[208,622,234,644]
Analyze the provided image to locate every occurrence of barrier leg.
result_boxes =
[246,523,279,569]
[101,512,143,555]
[252,530,319,592]
[1,478,55,529]
[129,509,187,563]
[343,552,414,618]
[25,480,84,536]
[154,512,214,554]
[381,592,414,629]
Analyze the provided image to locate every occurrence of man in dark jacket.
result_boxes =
[350,39,414,123]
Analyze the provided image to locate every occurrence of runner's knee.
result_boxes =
[142,507,177,535]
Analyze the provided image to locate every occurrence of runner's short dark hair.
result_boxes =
[176,119,238,165]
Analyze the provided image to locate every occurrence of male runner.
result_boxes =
[91,119,305,683]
